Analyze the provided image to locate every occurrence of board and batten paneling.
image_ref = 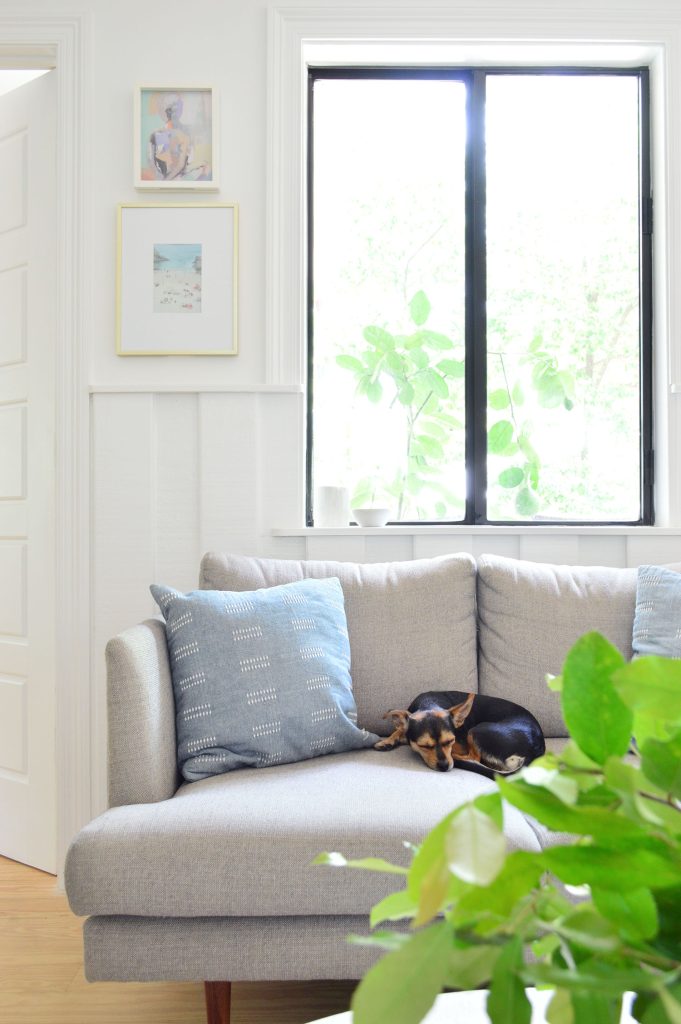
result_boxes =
[90,390,305,813]
[294,531,673,566]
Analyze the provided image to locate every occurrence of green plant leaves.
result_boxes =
[498,467,525,488]
[370,888,418,929]
[312,852,408,875]
[407,806,463,923]
[417,330,454,350]
[398,381,415,405]
[592,886,658,940]
[522,763,579,804]
[561,633,632,764]
[551,905,620,953]
[365,380,383,402]
[414,434,444,460]
[641,986,681,1024]
[335,354,364,372]
[497,777,646,844]
[613,658,681,727]
[350,921,451,1024]
[528,961,658,998]
[515,486,540,518]
[546,988,573,1024]
[451,851,544,926]
[363,325,395,350]
[489,388,511,410]
[542,844,681,891]
[658,986,681,1024]
[568,992,622,1024]
[445,803,507,886]
[409,290,431,326]
[487,937,532,1024]
[385,350,405,375]
[529,354,575,411]
[333,292,465,519]
[436,358,465,377]
[641,732,681,798]
[488,420,514,454]
[421,368,449,398]
[445,943,500,990]
[338,288,587,521]
[318,631,681,1024]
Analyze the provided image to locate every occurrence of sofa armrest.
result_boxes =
[106,618,179,807]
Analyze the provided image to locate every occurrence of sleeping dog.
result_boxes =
[375,690,545,777]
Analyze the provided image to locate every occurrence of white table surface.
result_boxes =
[308,988,636,1023]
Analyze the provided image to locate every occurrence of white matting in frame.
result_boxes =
[116,203,238,356]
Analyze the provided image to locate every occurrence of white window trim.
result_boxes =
[266,3,681,524]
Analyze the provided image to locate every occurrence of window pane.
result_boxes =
[311,77,467,522]
[486,74,642,522]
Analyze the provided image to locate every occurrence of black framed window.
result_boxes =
[307,67,653,525]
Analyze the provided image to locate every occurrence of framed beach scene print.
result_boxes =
[116,203,238,356]
[135,86,218,189]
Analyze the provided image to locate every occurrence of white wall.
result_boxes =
[6,0,681,816]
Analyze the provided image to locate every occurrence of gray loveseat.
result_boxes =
[65,551,642,1023]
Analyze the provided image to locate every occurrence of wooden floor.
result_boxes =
[0,856,356,1024]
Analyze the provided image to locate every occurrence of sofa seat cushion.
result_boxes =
[477,554,638,737]
[66,746,542,920]
[199,552,477,735]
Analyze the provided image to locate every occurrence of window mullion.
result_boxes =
[466,69,488,523]
[639,67,654,525]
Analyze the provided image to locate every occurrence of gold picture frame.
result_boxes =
[116,203,238,356]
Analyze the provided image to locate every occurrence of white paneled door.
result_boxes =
[0,71,57,873]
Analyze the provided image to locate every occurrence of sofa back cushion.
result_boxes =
[477,554,638,737]
[200,552,477,735]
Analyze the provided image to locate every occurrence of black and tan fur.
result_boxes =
[375,690,545,778]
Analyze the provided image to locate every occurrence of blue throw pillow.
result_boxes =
[632,565,681,658]
[151,577,377,781]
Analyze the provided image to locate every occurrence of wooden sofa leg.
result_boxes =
[205,981,231,1024]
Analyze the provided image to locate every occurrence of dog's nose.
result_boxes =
[436,763,450,772]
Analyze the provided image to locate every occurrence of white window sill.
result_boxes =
[273,525,681,537]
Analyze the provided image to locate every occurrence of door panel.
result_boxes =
[0,70,57,873]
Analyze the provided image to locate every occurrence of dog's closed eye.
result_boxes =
[415,737,455,750]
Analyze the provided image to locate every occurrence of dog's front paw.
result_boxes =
[374,738,396,750]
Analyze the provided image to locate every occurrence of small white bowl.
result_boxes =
[352,507,391,527]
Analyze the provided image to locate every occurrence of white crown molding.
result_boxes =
[268,2,681,32]
[0,11,93,879]
[89,383,303,394]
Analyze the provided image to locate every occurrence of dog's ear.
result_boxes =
[383,709,410,728]
[449,693,475,728]
[374,709,410,751]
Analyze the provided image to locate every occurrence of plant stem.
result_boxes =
[497,352,519,435]
[398,390,434,519]
[557,761,681,814]
[402,221,448,303]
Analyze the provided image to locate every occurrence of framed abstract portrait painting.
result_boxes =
[134,86,218,189]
